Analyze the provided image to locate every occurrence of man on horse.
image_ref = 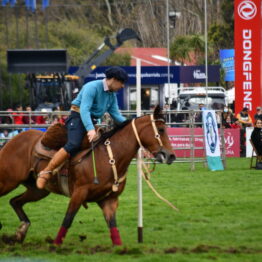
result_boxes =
[36,66,128,189]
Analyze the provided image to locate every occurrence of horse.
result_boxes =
[0,105,175,246]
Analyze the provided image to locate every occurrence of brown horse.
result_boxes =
[0,106,175,246]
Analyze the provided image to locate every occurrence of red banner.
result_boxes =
[234,0,262,119]
[167,128,240,158]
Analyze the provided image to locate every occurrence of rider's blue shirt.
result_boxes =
[71,79,126,131]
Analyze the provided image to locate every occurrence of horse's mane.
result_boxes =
[97,119,132,146]
[96,108,165,147]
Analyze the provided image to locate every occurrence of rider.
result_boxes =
[36,66,128,189]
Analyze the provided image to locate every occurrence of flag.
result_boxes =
[25,0,30,9]
[1,0,9,6]
[202,110,224,171]
[42,0,49,10]
[10,0,16,7]
[29,0,36,11]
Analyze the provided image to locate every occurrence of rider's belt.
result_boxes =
[70,105,80,113]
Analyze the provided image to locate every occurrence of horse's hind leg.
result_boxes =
[9,187,50,243]
[97,197,122,246]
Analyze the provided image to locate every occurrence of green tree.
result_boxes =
[170,36,191,65]
[170,34,205,65]
[208,0,234,59]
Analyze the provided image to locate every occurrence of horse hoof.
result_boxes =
[1,234,17,245]
[15,232,25,243]
[53,240,62,246]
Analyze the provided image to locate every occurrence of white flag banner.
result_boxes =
[202,110,224,171]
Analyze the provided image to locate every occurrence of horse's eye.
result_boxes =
[158,127,165,134]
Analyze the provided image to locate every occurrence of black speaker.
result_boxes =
[7,49,68,73]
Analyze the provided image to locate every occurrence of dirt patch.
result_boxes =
[115,247,143,255]
[45,236,54,244]
[78,235,87,242]
[191,245,221,253]
[89,245,111,254]
[164,245,262,254]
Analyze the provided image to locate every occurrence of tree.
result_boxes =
[170,36,191,65]
[170,34,205,65]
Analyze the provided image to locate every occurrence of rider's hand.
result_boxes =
[87,129,97,142]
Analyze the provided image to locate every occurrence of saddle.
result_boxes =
[34,123,104,196]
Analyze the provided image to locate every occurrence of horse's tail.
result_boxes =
[0,222,2,230]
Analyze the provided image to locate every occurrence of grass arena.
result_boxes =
[0,158,261,262]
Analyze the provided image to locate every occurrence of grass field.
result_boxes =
[0,158,261,262]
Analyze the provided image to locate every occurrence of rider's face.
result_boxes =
[107,78,124,92]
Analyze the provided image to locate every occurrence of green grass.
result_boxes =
[0,158,262,261]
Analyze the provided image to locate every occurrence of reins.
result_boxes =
[131,114,179,211]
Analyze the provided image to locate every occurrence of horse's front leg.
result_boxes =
[97,197,122,246]
[53,186,88,245]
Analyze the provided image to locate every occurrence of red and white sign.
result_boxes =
[234,0,262,119]
[167,128,240,158]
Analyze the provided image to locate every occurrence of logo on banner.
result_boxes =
[238,0,257,20]
[193,70,206,80]
[205,112,217,153]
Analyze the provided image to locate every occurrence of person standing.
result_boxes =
[251,119,262,155]
[236,107,253,157]
[22,105,36,124]
[12,105,24,125]
[254,107,262,121]
[236,107,253,128]
[36,66,128,189]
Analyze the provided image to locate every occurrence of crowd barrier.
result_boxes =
[0,110,231,170]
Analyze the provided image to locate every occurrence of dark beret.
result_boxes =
[105,66,128,83]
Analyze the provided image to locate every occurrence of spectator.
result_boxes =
[52,105,66,124]
[194,103,204,127]
[221,106,234,126]
[0,128,18,147]
[230,117,242,129]
[174,107,188,127]
[223,115,241,129]
[236,107,253,157]
[23,105,36,124]
[35,109,49,124]
[223,115,233,128]
[236,107,253,128]
[0,129,10,147]
[251,119,262,155]
[12,105,24,125]
[1,108,13,124]
[254,107,262,121]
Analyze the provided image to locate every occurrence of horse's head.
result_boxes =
[133,105,176,165]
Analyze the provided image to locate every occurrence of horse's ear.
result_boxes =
[153,105,164,120]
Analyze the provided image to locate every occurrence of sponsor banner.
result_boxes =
[68,65,220,85]
[202,111,224,170]
[167,128,240,158]
[219,49,235,81]
[179,65,221,83]
[234,0,262,119]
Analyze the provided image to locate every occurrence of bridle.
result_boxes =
[131,114,164,149]
[103,114,165,193]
